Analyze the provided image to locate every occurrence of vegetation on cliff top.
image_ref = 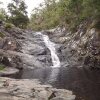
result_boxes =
[0,0,29,29]
[0,0,100,31]
[29,0,100,31]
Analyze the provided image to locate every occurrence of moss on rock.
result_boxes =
[0,32,5,38]
[0,64,5,70]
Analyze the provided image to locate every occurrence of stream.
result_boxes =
[14,32,100,100]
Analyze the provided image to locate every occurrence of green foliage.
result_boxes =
[29,0,100,31]
[29,0,60,30]
[0,32,5,38]
[7,0,29,29]
[92,20,100,29]
[0,8,7,21]
[95,21,100,29]
[0,64,5,70]
[4,23,14,30]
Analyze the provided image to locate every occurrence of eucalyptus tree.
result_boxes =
[7,0,29,28]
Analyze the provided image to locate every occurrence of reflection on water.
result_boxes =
[46,68,60,83]
[18,67,100,100]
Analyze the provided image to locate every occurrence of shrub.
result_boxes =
[4,23,14,30]
[94,21,100,30]
[0,64,5,70]
[0,32,5,38]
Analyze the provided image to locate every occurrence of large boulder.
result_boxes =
[0,51,23,69]
[1,37,21,51]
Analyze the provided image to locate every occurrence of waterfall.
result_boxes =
[36,32,61,83]
[36,32,60,68]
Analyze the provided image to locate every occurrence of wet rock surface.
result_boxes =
[0,25,76,100]
[19,31,52,68]
[45,26,100,69]
[0,77,75,100]
[0,22,100,100]
[0,25,53,75]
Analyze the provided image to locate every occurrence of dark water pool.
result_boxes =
[14,66,100,100]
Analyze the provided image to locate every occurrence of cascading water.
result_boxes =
[37,32,60,68]
[42,35,60,68]
[36,32,61,83]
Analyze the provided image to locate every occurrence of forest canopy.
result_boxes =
[0,0,100,30]
[0,0,29,29]
[29,0,100,31]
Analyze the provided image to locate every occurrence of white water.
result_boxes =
[36,32,60,83]
[37,32,60,68]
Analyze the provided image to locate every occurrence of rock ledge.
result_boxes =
[0,77,76,100]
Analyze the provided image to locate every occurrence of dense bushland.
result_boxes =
[29,0,100,31]
[0,0,100,30]
[0,0,29,29]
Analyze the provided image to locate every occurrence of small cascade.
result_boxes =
[37,32,60,68]
[36,32,61,83]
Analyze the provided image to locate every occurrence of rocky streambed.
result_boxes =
[0,77,75,100]
[0,25,76,100]
[0,22,100,100]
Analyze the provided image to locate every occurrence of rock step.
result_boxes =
[0,77,76,100]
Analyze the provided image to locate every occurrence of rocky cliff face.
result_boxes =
[0,23,76,100]
[0,24,24,76]
[0,23,53,76]
[45,21,100,69]
[0,21,99,100]
[0,21,99,75]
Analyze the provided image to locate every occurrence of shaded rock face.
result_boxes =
[0,37,20,51]
[0,51,23,76]
[45,24,100,69]
[0,25,23,73]
[0,52,23,69]
[0,24,53,74]
[19,31,52,68]
[0,26,26,76]
[0,22,99,100]
[0,24,76,100]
